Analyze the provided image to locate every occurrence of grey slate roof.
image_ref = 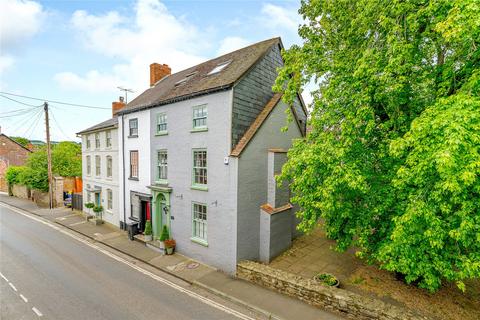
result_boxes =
[119,37,281,114]
[77,117,118,135]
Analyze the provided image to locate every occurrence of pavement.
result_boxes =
[269,222,363,287]
[0,194,344,320]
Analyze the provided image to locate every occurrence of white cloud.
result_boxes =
[0,0,44,49]
[0,0,45,77]
[217,36,250,56]
[260,3,300,31]
[0,55,15,74]
[56,0,210,94]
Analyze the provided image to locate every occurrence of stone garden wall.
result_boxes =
[12,184,29,199]
[237,261,428,320]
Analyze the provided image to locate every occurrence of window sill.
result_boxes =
[191,237,208,247]
[128,135,138,138]
[106,177,112,180]
[191,185,208,191]
[190,127,208,133]
[155,180,168,185]
[155,131,168,136]
[128,177,139,181]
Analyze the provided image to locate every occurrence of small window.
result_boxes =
[106,156,112,178]
[86,156,91,175]
[192,105,207,129]
[95,155,101,176]
[207,61,230,75]
[156,113,167,133]
[192,202,207,241]
[107,189,113,210]
[129,119,138,137]
[95,133,100,148]
[157,150,168,182]
[86,136,91,149]
[193,150,207,186]
[106,130,112,147]
[130,151,138,178]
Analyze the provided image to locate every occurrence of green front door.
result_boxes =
[151,188,171,239]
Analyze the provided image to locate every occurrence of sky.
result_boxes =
[0,0,306,142]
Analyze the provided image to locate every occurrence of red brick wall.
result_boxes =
[0,135,31,192]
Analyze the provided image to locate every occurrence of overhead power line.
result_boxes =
[0,91,110,110]
[0,94,44,107]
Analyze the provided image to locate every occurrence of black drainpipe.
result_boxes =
[122,114,127,230]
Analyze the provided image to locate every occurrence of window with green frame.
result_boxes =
[192,105,207,129]
[157,150,167,182]
[156,113,167,133]
[192,149,207,186]
[192,202,207,242]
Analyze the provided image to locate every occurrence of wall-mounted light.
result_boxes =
[211,200,218,207]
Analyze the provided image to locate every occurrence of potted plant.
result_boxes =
[159,225,170,251]
[85,202,95,220]
[144,220,153,241]
[313,273,340,287]
[164,239,176,255]
[92,205,104,225]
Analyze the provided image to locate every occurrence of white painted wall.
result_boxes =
[81,125,120,227]
[119,109,152,225]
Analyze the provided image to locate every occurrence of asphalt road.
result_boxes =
[0,204,257,320]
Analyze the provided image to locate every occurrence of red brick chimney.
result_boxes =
[150,63,171,87]
[112,96,126,117]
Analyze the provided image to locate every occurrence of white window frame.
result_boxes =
[86,155,91,176]
[106,130,112,148]
[107,189,113,211]
[95,155,101,177]
[129,118,138,137]
[192,105,207,130]
[156,150,168,183]
[95,133,100,149]
[130,150,138,179]
[106,156,112,178]
[191,202,207,244]
[156,113,167,134]
[192,149,207,189]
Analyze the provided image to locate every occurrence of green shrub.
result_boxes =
[85,202,95,209]
[144,220,152,235]
[5,166,27,186]
[160,225,170,241]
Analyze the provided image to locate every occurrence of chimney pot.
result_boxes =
[150,63,171,87]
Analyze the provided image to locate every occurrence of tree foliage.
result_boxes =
[275,0,479,292]
[7,142,82,192]
[10,136,30,148]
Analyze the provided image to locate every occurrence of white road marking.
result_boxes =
[69,221,86,226]
[32,307,43,317]
[8,282,17,291]
[0,272,8,282]
[20,294,28,303]
[0,202,256,320]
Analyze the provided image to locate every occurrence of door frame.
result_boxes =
[149,185,172,240]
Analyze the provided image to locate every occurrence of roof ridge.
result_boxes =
[156,37,281,82]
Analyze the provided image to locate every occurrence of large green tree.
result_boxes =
[275,0,479,292]
[7,141,82,192]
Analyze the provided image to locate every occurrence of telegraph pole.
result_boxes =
[44,102,54,209]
